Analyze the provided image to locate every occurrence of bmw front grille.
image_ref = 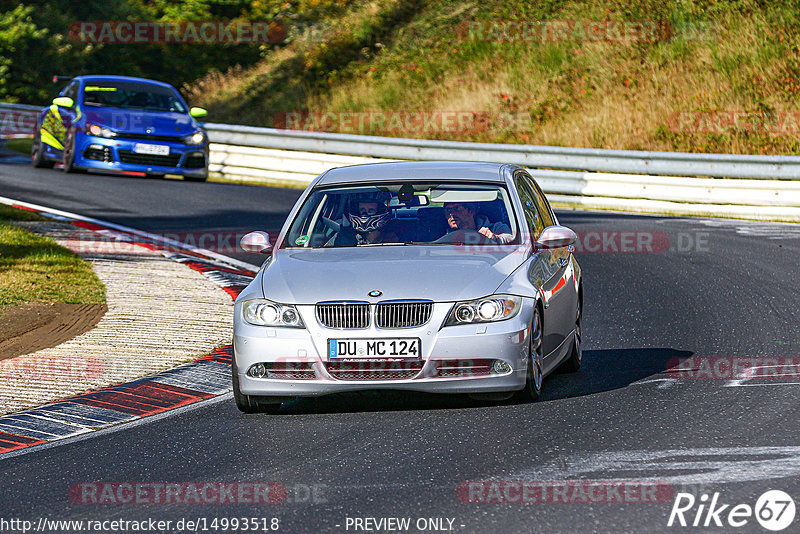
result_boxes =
[376,301,432,328]
[316,302,371,329]
[315,301,433,329]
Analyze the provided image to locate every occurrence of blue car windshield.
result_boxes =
[283,182,519,248]
[82,81,187,113]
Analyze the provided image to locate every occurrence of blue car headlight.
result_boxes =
[182,131,206,145]
[85,123,116,138]
[444,295,522,326]
[242,299,305,328]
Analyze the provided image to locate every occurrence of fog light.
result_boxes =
[247,363,267,378]
[491,360,511,374]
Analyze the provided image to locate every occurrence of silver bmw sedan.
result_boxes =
[232,161,582,413]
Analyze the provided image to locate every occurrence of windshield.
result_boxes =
[81,81,187,113]
[283,181,519,248]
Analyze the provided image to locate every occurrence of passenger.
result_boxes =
[443,202,513,244]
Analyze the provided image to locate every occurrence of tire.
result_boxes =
[559,298,582,373]
[232,355,285,414]
[519,306,544,401]
[62,131,84,173]
[31,136,54,169]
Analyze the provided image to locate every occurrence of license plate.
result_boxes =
[328,338,420,359]
[133,143,169,156]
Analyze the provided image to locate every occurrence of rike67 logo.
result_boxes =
[668,490,796,531]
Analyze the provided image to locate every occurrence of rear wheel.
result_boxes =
[31,136,54,168]
[232,355,286,414]
[559,299,582,373]
[519,306,544,401]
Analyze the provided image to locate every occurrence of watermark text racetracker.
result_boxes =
[66,230,275,255]
[666,357,800,381]
[69,482,327,505]
[68,21,287,44]
[457,480,674,503]
[456,230,709,254]
[458,19,716,43]
[0,354,103,381]
[0,109,37,137]
[274,111,536,135]
[667,110,800,136]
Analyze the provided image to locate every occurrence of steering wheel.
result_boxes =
[433,229,493,245]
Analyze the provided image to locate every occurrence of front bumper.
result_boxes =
[74,133,208,178]
[233,300,533,397]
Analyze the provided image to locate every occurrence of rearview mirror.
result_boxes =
[189,107,208,119]
[240,231,272,253]
[52,97,74,108]
[535,225,577,250]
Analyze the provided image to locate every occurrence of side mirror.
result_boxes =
[240,231,272,253]
[189,107,208,119]
[535,225,577,250]
[52,97,74,108]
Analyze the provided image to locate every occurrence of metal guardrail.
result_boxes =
[204,123,800,180]
[2,102,799,221]
[0,103,41,112]
[204,123,800,221]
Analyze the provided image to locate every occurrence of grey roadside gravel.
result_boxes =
[0,221,234,415]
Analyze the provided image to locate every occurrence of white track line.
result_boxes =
[0,195,261,273]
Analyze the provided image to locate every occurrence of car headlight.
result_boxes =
[84,123,116,138]
[183,131,206,145]
[242,299,305,328]
[444,295,522,326]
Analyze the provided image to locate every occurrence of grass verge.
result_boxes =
[187,0,800,155]
[4,138,32,155]
[0,205,106,311]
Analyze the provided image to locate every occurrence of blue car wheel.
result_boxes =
[62,130,84,174]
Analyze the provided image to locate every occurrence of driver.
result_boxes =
[443,202,513,244]
[341,196,398,245]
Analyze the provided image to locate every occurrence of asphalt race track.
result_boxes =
[1,163,800,533]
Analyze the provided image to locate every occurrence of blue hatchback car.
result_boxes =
[32,75,208,181]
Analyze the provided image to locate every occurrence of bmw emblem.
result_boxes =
[368,290,382,298]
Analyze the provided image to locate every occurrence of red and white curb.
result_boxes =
[0,196,259,456]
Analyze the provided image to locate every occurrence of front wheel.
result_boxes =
[519,306,544,401]
[232,357,286,414]
[62,131,84,173]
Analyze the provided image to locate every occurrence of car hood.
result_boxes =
[82,107,196,136]
[259,246,527,304]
